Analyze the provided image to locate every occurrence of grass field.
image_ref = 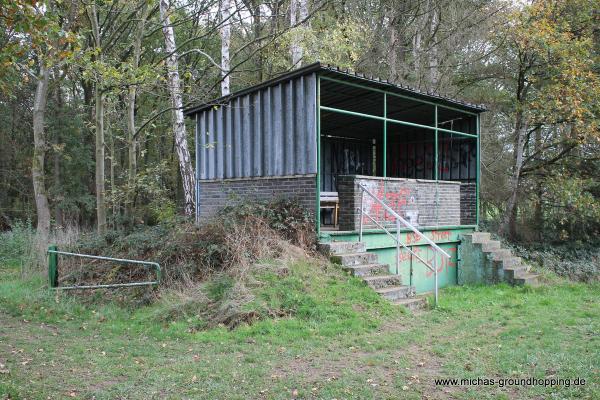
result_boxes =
[1,257,598,399]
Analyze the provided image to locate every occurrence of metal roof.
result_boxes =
[184,62,486,116]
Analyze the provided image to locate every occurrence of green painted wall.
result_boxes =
[322,226,475,294]
[456,234,486,284]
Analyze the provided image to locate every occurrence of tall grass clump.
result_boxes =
[1,220,83,276]
[0,221,36,268]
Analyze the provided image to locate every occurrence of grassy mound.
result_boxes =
[66,199,316,288]
[0,199,396,331]
[0,249,394,336]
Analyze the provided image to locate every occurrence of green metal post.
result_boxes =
[318,105,478,138]
[316,75,321,236]
[319,76,478,116]
[48,245,58,288]
[383,92,387,215]
[476,114,481,228]
[383,93,387,178]
[434,105,438,181]
[434,105,439,226]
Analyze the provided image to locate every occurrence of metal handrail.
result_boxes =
[360,210,435,273]
[47,247,161,290]
[357,183,449,306]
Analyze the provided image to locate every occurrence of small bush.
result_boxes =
[57,199,315,289]
[510,242,600,283]
[0,220,35,264]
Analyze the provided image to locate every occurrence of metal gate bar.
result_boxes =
[47,245,161,290]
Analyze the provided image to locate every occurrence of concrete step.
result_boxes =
[331,252,378,267]
[501,265,528,281]
[344,263,390,277]
[490,249,512,261]
[500,256,522,268]
[319,241,366,256]
[375,285,415,301]
[392,296,428,311]
[463,232,491,243]
[363,274,402,289]
[480,240,501,252]
[514,273,539,286]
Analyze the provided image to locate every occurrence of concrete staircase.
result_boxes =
[319,241,427,311]
[460,232,540,286]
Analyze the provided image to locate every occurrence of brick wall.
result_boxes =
[337,175,462,231]
[460,183,477,225]
[197,175,317,221]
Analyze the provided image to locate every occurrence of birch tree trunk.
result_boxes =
[220,0,231,96]
[159,0,196,216]
[428,1,440,90]
[412,28,422,86]
[289,0,307,68]
[32,63,51,249]
[89,3,107,233]
[388,23,399,83]
[289,0,299,66]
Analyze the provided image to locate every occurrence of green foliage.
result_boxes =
[542,174,600,241]
[0,220,35,263]
[511,242,600,283]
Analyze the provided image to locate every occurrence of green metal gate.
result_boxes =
[47,245,161,290]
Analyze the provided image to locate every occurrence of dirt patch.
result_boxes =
[271,329,459,398]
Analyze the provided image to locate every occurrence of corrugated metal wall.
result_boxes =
[195,73,317,180]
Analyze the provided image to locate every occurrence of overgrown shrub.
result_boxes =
[53,199,322,329]
[62,198,316,288]
[510,243,600,283]
[0,220,35,263]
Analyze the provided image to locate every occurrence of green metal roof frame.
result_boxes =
[184,62,487,116]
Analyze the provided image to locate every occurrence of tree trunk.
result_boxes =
[388,21,399,83]
[53,86,64,227]
[252,1,263,81]
[289,0,307,68]
[32,63,52,249]
[533,127,543,239]
[412,28,422,86]
[126,3,148,221]
[90,3,106,233]
[109,120,116,229]
[289,0,299,66]
[95,87,106,233]
[500,111,527,238]
[220,0,231,95]
[159,0,196,216]
[428,1,440,90]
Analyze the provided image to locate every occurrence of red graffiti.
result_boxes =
[430,230,451,241]
[405,230,451,245]
[362,181,412,224]
[406,232,420,245]
[424,247,457,278]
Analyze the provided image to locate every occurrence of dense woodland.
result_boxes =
[1,0,599,246]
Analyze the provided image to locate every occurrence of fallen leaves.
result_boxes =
[0,363,9,374]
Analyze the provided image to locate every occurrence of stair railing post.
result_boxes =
[395,218,400,275]
[359,188,365,242]
[433,251,439,307]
